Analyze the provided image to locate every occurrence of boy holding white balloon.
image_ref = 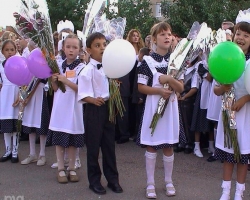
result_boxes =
[78,32,123,195]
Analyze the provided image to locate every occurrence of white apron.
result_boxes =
[206,80,222,121]
[49,63,85,134]
[0,63,19,119]
[22,82,44,128]
[200,77,211,109]
[216,59,250,154]
[140,56,179,146]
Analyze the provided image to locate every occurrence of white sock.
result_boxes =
[29,133,36,156]
[145,151,157,187]
[235,182,245,198]
[12,132,19,157]
[194,142,200,149]
[39,135,46,157]
[3,133,12,155]
[76,148,80,159]
[163,154,174,184]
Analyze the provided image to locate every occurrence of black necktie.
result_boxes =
[97,64,102,70]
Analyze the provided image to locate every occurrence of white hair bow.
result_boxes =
[236,8,250,24]
[57,20,74,33]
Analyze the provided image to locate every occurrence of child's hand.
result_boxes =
[231,96,247,112]
[159,88,173,99]
[56,74,68,84]
[221,84,232,92]
[12,98,20,107]
[159,75,172,85]
[92,97,105,106]
[51,73,59,83]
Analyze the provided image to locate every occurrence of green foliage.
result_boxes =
[47,0,87,32]
[106,0,158,39]
[161,0,250,37]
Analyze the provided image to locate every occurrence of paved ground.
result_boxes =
[0,134,250,200]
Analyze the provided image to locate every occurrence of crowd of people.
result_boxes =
[0,9,250,200]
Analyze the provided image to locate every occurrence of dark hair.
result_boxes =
[139,47,150,56]
[62,33,82,49]
[1,39,16,52]
[86,32,106,48]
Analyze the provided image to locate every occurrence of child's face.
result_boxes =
[234,29,250,54]
[154,29,172,53]
[2,42,16,59]
[87,38,107,63]
[63,38,80,62]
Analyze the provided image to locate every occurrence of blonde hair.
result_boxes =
[126,29,145,51]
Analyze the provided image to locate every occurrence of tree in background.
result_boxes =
[106,0,158,39]
[47,0,87,32]
[161,0,250,37]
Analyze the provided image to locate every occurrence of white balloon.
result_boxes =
[102,39,136,78]
[244,62,250,94]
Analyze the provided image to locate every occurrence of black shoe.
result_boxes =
[174,146,185,153]
[19,136,29,141]
[11,155,19,163]
[107,182,123,193]
[0,153,12,162]
[89,184,106,195]
[117,138,129,144]
[207,155,217,162]
[184,148,193,154]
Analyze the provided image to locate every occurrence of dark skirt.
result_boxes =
[1,119,18,133]
[191,88,214,132]
[214,148,250,164]
[22,93,50,135]
[46,130,84,148]
[178,103,187,145]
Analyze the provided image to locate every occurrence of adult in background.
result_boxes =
[126,29,145,139]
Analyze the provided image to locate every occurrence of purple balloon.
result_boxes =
[4,55,33,86]
[27,48,52,79]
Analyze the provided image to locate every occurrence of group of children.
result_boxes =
[0,8,249,199]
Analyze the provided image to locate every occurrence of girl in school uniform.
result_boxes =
[191,58,215,158]
[0,40,19,163]
[214,18,250,199]
[47,34,85,183]
[20,41,50,166]
[137,22,183,199]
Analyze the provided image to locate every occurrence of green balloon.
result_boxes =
[208,41,246,84]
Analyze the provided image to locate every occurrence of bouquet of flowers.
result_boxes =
[13,0,65,92]
[16,78,40,133]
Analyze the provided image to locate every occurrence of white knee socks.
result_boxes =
[234,182,245,200]
[163,154,174,184]
[145,151,157,188]
[29,133,36,156]
[12,132,19,158]
[220,180,231,200]
[3,133,12,156]
[39,135,46,157]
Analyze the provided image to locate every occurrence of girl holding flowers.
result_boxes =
[136,22,183,199]
[47,34,85,183]
[214,11,250,200]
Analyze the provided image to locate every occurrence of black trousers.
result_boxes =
[84,103,119,186]
[179,99,195,145]
[115,96,130,140]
